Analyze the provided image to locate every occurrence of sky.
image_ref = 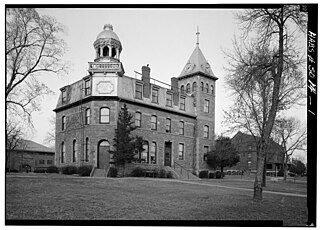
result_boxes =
[21,7,306,161]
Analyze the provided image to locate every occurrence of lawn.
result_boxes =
[6,174,308,226]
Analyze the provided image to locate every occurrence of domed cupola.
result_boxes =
[93,24,122,62]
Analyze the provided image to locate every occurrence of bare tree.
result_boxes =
[272,117,307,180]
[6,8,67,124]
[225,5,307,200]
[6,120,23,169]
[43,115,56,147]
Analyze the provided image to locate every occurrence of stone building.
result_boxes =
[54,24,218,176]
[6,140,55,172]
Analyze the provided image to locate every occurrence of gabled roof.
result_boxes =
[178,46,218,80]
[231,131,282,151]
[9,140,55,154]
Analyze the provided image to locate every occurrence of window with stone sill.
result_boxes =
[151,115,157,130]
[135,83,143,99]
[166,118,171,133]
[100,107,110,124]
[62,116,66,131]
[180,97,185,111]
[135,112,141,128]
[39,159,45,164]
[166,93,173,107]
[204,125,209,138]
[61,142,65,163]
[178,143,185,160]
[84,79,91,96]
[203,146,209,161]
[152,89,158,103]
[204,99,210,113]
[47,160,53,165]
[179,121,184,135]
[62,90,67,103]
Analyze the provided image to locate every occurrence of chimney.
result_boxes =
[142,65,151,98]
[171,77,179,106]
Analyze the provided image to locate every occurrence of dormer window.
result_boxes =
[62,90,66,103]
[135,83,143,99]
[84,79,91,96]
[166,92,173,107]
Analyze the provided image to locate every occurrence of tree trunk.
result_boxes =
[254,140,267,201]
[283,155,288,181]
[262,155,267,187]
[221,166,223,173]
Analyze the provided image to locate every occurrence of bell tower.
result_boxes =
[177,27,218,174]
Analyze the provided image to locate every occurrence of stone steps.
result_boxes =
[91,168,106,177]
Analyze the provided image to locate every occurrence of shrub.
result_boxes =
[209,171,216,179]
[157,168,166,178]
[131,167,145,177]
[109,167,118,177]
[6,168,19,173]
[215,171,225,179]
[277,168,284,177]
[61,165,78,175]
[47,166,59,173]
[34,168,46,173]
[78,165,93,176]
[166,171,173,178]
[199,170,209,178]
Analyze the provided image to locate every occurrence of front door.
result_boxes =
[98,141,110,169]
[164,142,172,166]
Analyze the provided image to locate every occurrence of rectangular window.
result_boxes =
[85,138,89,162]
[85,108,90,125]
[73,140,77,162]
[61,142,65,163]
[178,143,185,160]
[166,118,171,133]
[47,160,53,165]
[135,83,143,99]
[204,146,209,161]
[62,90,66,103]
[179,121,184,135]
[166,93,173,107]
[204,99,209,113]
[39,159,45,164]
[204,99,210,113]
[248,153,252,159]
[135,112,141,127]
[100,108,110,124]
[151,115,157,130]
[62,116,65,131]
[180,97,185,110]
[204,125,209,138]
[152,89,158,103]
[84,79,91,96]
[150,142,157,164]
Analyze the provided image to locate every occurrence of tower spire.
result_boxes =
[196,26,200,46]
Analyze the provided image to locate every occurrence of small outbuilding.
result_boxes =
[6,140,55,172]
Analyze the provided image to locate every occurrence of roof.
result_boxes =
[231,131,283,151]
[10,140,55,154]
[96,24,121,41]
[178,46,217,80]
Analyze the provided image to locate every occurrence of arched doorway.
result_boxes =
[97,140,110,169]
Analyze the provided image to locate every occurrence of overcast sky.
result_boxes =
[27,7,306,160]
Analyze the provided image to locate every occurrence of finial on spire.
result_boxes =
[196,26,200,46]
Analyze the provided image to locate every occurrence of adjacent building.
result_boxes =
[6,140,55,172]
[230,131,284,173]
[54,24,218,175]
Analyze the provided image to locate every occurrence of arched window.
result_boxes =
[201,82,204,91]
[205,83,209,93]
[135,112,141,127]
[186,83,191,93]
[72,140,77,162]
[85,138,89,162]
[151,115,157,130]
[85,108,90,125]
[150,142,157,164]
[204,125,209,138]
[100,108,110,124]
[192,82,197,92]
[180,85,185,94]
[61,142,65,163]
[211,85,214,94]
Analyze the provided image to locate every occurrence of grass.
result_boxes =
[6,174,307,226]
